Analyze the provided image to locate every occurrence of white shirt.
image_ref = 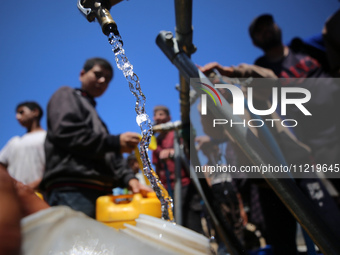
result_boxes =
[0,130,46,184]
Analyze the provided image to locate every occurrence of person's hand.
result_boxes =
[159,148,175,160]
[233,63,277,79]
[232,64,278,101]
[195,136,214,157]
[198,62,235,77]
[128,178,153,195]
[120,132,141,153]
[195,136,211,150]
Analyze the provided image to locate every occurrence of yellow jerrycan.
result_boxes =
[96,192,161,229]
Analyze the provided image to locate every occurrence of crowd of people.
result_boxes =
[1,7,340,255]
[196,9,340,255]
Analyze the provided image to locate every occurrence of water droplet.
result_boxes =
[136,113,148,126]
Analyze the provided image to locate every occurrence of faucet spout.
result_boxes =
[77,0,120,36]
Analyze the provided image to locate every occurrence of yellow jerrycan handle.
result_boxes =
[96,192,162,229]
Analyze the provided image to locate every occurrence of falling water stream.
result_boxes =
[108,33,174,222]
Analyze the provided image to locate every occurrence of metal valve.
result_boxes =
[77,0,120,36]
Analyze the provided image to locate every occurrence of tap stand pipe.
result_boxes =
[77,0,120,36]
[173,0,192,226]
[174,0,196,55]
[156,30,340,255]
[174,0,195,156]
[173,129,183,225]
[178,75,190,146]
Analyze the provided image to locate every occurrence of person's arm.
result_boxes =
[0,166,21,255]
[0,137,17,169]
[128,178,153,194]
[198,62,234,77]
[237,192,248,226]
[0,165,51,255]
[232,63,277,78]
[323,9,340,76]
[158,148,175,160]
[199,61,277,79]
[107,152,153,193]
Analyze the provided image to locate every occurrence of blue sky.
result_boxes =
[0,0,338,150]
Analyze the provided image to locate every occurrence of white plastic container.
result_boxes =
[121,214,213,255]
[21,206,178,255]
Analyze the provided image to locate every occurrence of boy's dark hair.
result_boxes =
[16,101,44,121]
[83,57,114,77]
[153,105,170,116]
[249,14,274,39]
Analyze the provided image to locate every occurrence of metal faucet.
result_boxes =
[77,0,120,36]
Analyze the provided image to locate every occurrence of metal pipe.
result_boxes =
[153,121,182,133]
[173,130,183,225]
[173,1,191,230]
[174,0,196,56]
[156,30,340,255]
[174,0,195,146]
[178,75,191,127]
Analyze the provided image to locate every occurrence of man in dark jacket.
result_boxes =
[249,14,340,182]
[40,57,151,218]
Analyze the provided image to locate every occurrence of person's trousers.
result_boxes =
[47,187,109,219]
